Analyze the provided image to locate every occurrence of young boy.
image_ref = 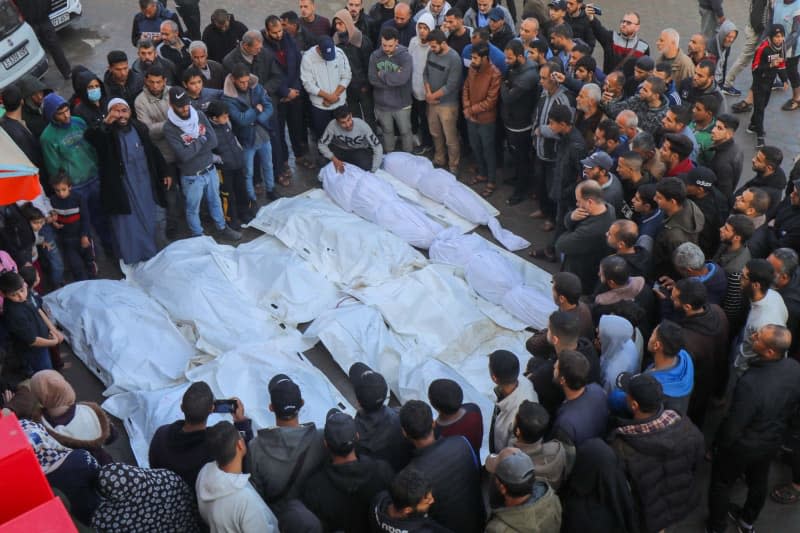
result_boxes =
[49,173,97,281]
[0,271,64,376]
[427,378,484,455]
[18,266,66,370]
[748,24,787,147]
[206,100,253,228]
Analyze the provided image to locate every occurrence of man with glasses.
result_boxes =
[585,5,650,79]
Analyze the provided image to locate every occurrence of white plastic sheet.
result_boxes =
[123,237,313,357]
[248,190,427,288]
[382,153,530,251]
[103,347,354,467]
[44,280,196,396]
[321,163,446,249]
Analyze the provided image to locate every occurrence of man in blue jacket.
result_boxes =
[223,64,277,202]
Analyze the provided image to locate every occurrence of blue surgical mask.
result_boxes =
[87,87,102,102]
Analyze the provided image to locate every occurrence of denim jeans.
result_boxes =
[38,223,64,286]
[181,167,226,236]
[375,106,414,153]
[71,177,113,254]
[467,121,497,183]
[243,141,274,199]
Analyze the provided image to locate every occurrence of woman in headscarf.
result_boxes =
[30,369,116,464]
[5,387,101,525]
[562,438,639,533]
[598,314,641,395]
[332,9,376,129]
[91,463,200,533]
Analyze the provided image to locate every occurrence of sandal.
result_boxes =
[771,483,800,504]
[528,247,557,262]
[481,183,496,197]
[781,99,800,111]
[470,175,488,186]
[278,175,292,187]
[731,100,753,113]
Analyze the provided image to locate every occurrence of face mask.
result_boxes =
[337,31,349,43]
[87,87,102,102]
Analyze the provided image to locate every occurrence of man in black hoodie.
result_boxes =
[202,9,249,63]
[350,363,412,472]
[564,0,595,51]
[148,381,252,489]
[301,409,394,532]
[734,146,787,219]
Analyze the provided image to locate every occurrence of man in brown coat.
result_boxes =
[463,42,501,197]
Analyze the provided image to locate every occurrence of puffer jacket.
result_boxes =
[222,74,273,149]
[610,410,705,533]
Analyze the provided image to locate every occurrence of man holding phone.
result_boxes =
[148,381,252,488]
[585,4,651,78]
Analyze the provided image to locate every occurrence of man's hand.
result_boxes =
[332,156,345,173]
[570,208,590,221]
[41,241,55,251]
[163,176,173,190]
[51,221,63,229]
[658,275,676,291]
[103,108,118,125]
[80,236,90,249]
[602,90,615,103]
[255,103,264,113]
[717,15,726,25]
[287,88,300,100]
[585,4,596,20]
[425,92,438,104]
[552,71,566,84]
[232,396,246,423]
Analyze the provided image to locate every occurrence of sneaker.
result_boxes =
[745,125,757,134]
[412,144,432,156]
[756,135,765,148]
[216,225,242,242]
[728,504,755,533]
[721,84,742,96]
[773,77,785,91]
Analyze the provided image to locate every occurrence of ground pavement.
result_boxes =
[35,1,800,531]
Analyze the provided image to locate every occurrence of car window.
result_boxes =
[0,0,23,40]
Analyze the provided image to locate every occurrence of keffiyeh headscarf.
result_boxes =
[91,463,200,532]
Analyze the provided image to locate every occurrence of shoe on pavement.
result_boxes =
[728,504,756,533]
[772,77,785,90]
[732,100,753,113]
[721,84,742,96]
[412,145,432,156]
[745,125,757,134]
[756,135,765,148]
[217,225,242,241]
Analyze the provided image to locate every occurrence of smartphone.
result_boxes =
[592,5,603,15]
[213,399,238,414]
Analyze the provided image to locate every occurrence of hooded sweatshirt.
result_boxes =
[72,70,107,129]
[333,9,372,91]
[355,406,413,472]
[246,423,327,512]
[409,13,435,101]
[599,315,641,395]
[40,94,99,186]
[196,461,279,533]
[609,349,695,415]
[369,44,414,110]
[708,19,739,83]
[301,455,394,532]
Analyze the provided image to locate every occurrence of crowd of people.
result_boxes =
[2,0,800,531]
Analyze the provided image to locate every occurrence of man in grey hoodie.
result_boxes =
[247,374,326,531]
[369,27,414,152]
[423,29,463,173]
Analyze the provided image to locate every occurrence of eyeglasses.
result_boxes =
[620,20,638,25]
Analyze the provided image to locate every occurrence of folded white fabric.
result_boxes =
[44,280,195,396]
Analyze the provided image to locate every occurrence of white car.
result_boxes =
[0,0,48,90]
[49,0,82,31]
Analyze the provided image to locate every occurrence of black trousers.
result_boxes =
[278,97,308,160]
[32,21,71,78]
[707,447,773,531]
[175,3,201,40]
[749,75,774,136]
[506,128,532,190]
[347,86,376,131]
[411,98,432,147]
[331,146,374,171]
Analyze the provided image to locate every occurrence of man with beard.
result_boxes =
[575,83,605,149]
[605,220,653,281]
[157,20,192,74]
[381,2,415,47]
[616,151,652,216]
[202,9,249,63]
[581,151,623,214]
[661,105,699,162]
[131,39,177,85]
[463,42,501,196]
[163,87,241,241]
[678,58,726,111]
[733,186,772,259]
[708,113,743,200]
[631,131,666,181]
[84,99,169,264]
[686,33,711,65]
[299,0,331,37]
[713,214,755,334]
[525,310,601,419]
[656,29,695,85]
[768,248,800,360]
[734,146,787,219]
[585,6,649,78]
[104,51,145,112]
[764,179,800,255]
[347,0,378,44]
[600,70,625,107]
[671,278,730,428]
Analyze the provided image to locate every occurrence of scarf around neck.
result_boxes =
[167,105,200,139]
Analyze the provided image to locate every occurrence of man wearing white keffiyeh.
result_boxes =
[163,86,242,240]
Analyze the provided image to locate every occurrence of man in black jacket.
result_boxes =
[768,248,800,360]
[564,0,595,51]
[0,86,46,184]
[148,381,252,489]
[103,51,145,113]
[709,113,743,200]
[734,146,787,219]
[708,324,800,533]
[399,400,484,533]
[765,179,800,254]
[301,409,394,532]
[201,9,248,63]
[17,0,72,79]
[610,372,704,533]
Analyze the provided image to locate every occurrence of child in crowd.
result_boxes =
[428,378,484,455]
[0,271,64,376]
[49,172,97,281]
[19,266,67,370]
[206,100,253,228]
[18,203,53,291]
